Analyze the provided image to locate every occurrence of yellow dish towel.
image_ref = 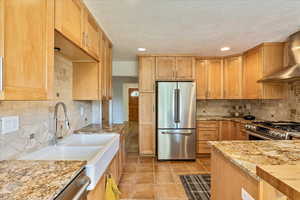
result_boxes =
[105,176,121,200]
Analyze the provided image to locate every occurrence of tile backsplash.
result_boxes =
[197,81,300,122]
[0,54,93,160]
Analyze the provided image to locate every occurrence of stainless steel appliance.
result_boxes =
[55,169,90,200]
[156,82,196,160]
[245,121,300,140]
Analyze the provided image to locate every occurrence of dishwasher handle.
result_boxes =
[72,176,90,200]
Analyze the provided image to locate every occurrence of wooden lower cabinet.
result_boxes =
[219,121,234,140]
[196,121,219,155]
[211,148,259,200]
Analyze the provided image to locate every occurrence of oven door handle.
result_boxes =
[246,130,271,140]
[72,176,90,200]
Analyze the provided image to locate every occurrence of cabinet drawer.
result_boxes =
[197,142,211,154]
[197,128,219,140]
[197,121,219,128]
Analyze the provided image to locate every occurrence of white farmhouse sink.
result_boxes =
[19,133,120,190]
[57,134,117,147]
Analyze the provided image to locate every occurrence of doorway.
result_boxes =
[128,88,139,121]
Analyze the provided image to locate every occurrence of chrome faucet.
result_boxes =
[53,102,70,144]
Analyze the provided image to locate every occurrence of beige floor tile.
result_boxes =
[120,173,137,184]
[154,172,174,184]
[132,184,155,199]
[154,184,187,199]
[137,165,154,172]
[136,172,155,184]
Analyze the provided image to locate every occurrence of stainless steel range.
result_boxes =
[245,121,300,140]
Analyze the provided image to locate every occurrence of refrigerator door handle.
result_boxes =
[177,89,180,123]
[161,131,192,136]
[174,89,179,123]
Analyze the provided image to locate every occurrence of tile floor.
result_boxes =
[119,153,211,200]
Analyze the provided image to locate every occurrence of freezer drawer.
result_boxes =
[157,129,196,160]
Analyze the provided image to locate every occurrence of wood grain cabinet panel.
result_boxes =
[224,56,242,99]
[220,121,234,140]
[1,0,54,100]
[197,142,211,154]
[197,128,219,141]
[195,60,208,99]
[139,57,156,92]
[207,59,223,99]
[156,57,176,80]
[175,57,195,80]
[73,62,99,100]
[84,10,100,59]
[243,43,285,99]
[139,92,155,155]
[55,0,84,47]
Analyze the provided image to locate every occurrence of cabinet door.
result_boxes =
[243,48,263,99]
[84,11,100,59]
[107,45,113,99]
[175,57,195,80]
[101,37,108,99]
[220,121,233,140]
[3,0,54,100]
[224,56,242,99]
[73,62,99,100]
[156,57,175,80]
[207,59,223,99]
[55,0,84,47]
[139,57,156,92]
[197,128,219,141]
[197,141,211,154]
[195,60,208,99]
[139,92,155,155]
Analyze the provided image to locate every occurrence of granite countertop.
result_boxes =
[210,140,300,180]
[74,123,126,134]
[196,115,256,123]
[257,164,300,199]
[0,160,86,200]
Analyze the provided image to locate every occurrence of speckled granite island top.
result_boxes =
[210,140,300,180]
[0,160,86,200]
[74,123,126,134]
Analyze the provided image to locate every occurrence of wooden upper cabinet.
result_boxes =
[175,57,195,80]
[224,56,242,99]
[207,59,223,99]
[107,45,113,99]
[156,57,176,80]
[55,0,84,47]
[139,57,156,92]
[243,47,263,99]
[1,0,54,100]
[73,62,99,100]
[101,37,108,99]
[195,60,208,99]
[243,43,284,99]
[83,10,100,59]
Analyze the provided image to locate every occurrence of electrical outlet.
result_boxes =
[0,116,19,135]
[80,107,84,116]
[241,188,255,200]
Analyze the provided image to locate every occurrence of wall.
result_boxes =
[112,77,138,123]
[112,61,138,77]
[0,54,92,160]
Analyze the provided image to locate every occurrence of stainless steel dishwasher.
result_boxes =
[55,169,90,200]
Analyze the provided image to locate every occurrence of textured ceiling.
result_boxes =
[84,0,300,61]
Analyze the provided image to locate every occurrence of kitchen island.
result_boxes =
[210,140,300,200]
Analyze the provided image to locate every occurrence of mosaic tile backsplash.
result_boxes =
[0,54,93,160]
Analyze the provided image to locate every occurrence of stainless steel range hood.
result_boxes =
[258,31,300,82]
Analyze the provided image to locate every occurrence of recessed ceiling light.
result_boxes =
[221,47,231,51]
[137,48,146,52]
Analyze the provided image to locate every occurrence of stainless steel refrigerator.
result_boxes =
[156,82,196,160]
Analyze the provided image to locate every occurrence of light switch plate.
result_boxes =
[241,188,255,200]
[0,116,19,134]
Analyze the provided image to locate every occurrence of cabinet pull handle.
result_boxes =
[0,56,3,92]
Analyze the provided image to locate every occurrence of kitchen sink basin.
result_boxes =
[19,133,120,190]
